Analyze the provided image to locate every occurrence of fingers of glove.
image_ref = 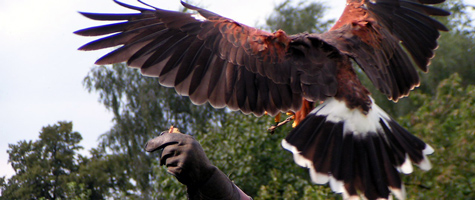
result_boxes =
[144,132,193,152]
[164,156,185,177]
[165,157,198,186]
[160,145,183,166]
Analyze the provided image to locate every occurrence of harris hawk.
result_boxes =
[75,0,449,199]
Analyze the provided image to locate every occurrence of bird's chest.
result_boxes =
[334,61,371,113]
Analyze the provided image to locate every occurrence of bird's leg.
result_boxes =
[267,112,295,134]
[267,99,315,134]
[292,99,315,128]
[274,113,282,125]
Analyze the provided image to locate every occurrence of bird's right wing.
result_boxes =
[75,0,341,116]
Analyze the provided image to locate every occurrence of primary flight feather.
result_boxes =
[76,0,449,199]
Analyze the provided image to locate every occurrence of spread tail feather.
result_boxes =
[282,97,433,200]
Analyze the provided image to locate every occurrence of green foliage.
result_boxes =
[264,0,334,34]
[417,0,475,96]
[149,159,188,199]
[1,122,84,199]
[74,148,132,199]
[83,63,226,199]
[0,122,127,199]
[399,73,475,199]
[198,112,316,198]
[146,111,338,199]
[59,182,92,200]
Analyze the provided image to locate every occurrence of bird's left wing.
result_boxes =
[75,0,340,116]
[320,0,449,101]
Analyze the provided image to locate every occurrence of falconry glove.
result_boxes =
[145,132,245,200]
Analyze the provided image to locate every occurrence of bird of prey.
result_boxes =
[76,0,449,199]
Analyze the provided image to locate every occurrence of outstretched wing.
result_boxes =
[75,0,340,116]
[321,0,449,101]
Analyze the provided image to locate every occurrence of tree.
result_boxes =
[398,73,475,199]
[195,111,338,199]
[264,0,334,34]
[1,121,83,199]
[0,122,123,200]
[83,63,227,198]
[73,148,128,199]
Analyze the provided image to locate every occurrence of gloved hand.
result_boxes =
[145,131,248,200]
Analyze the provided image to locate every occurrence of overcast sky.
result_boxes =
[1,0,473,179]
[0,0,347,179]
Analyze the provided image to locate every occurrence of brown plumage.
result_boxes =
[76,0,449,199]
